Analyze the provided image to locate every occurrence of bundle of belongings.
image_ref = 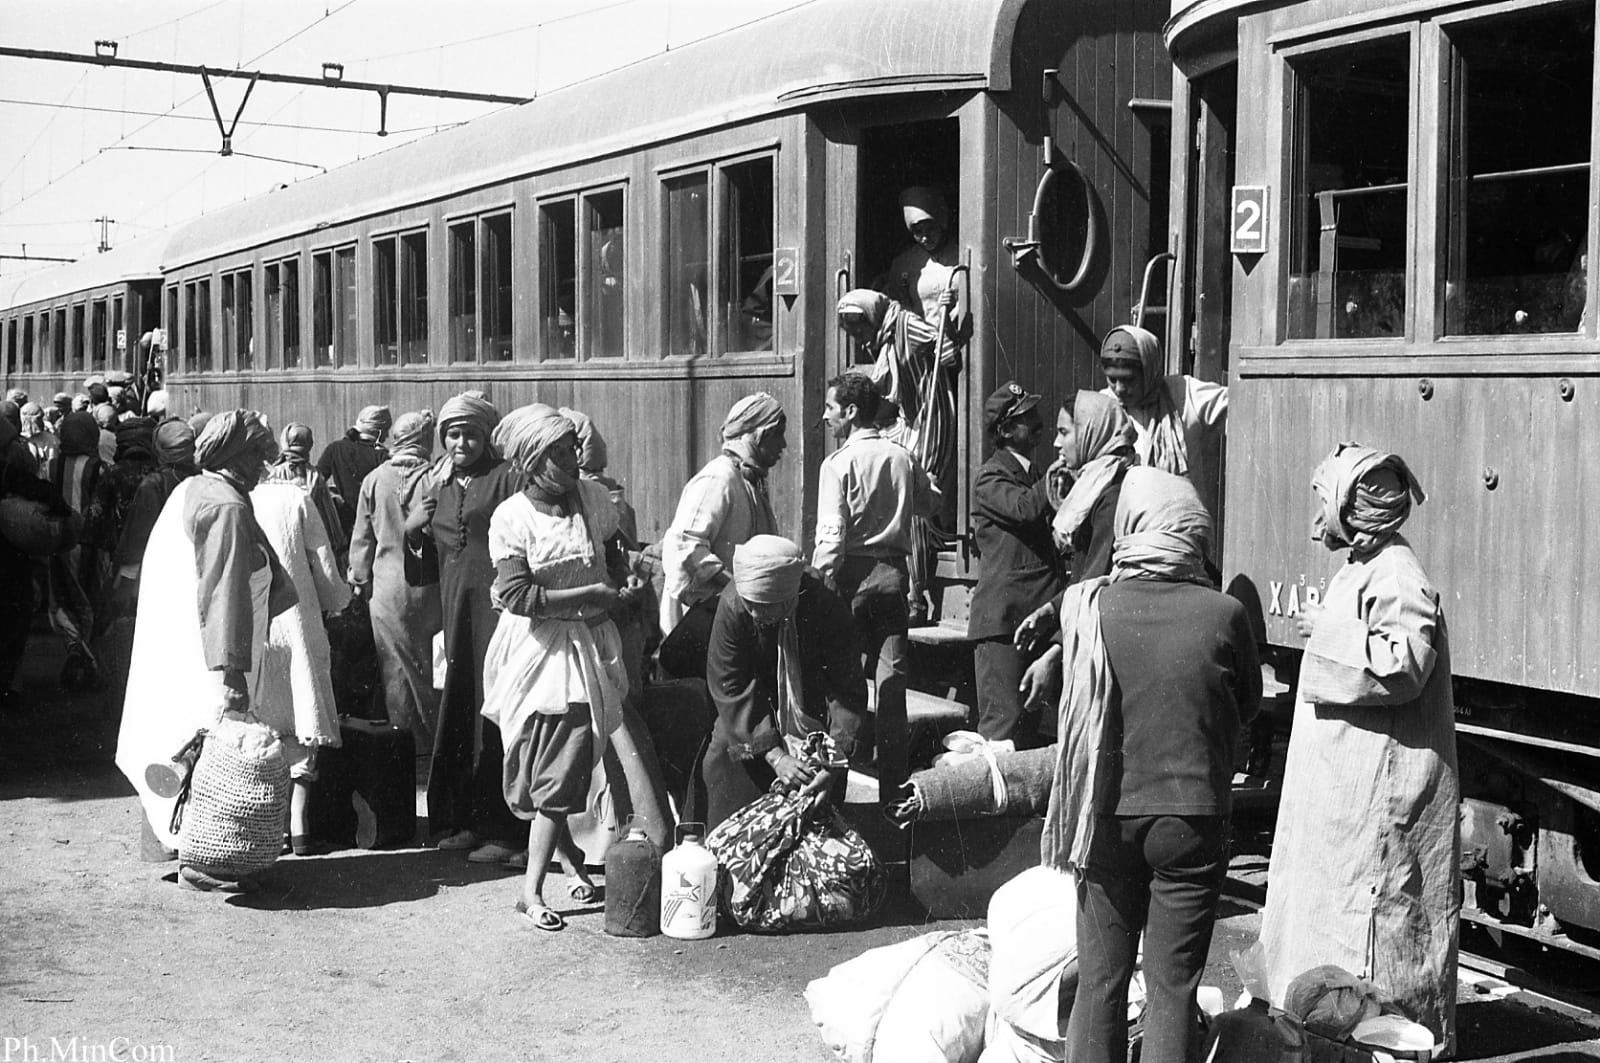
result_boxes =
[887,732,1057,824]
[1207,959,1439,1063]
[805,865,1151,1063]
[706,732,886,932]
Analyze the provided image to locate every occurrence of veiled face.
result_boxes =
[530,434,581,489]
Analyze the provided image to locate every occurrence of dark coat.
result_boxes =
[967,449,1065,641]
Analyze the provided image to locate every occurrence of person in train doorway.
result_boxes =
[317,405,392,542]
[880,186,968,332]
[656,393,785,679]
[813,371,932,802]
[1257,443,1459,1054]
[836,289,961,625]
[1098,325,1228,538]
[966,381,1065,747]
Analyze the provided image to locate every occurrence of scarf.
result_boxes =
[438,393,501,447]
[354,405,392,437]
[386,410,435,466]
[58,412,100,457]
[1052,391,1137,550]
[496,404,578,498]
[194,409,276,472]
[733,535,808,733]
[113,416,157,462]
[1101,325,1189,477]
[153,418,196,467]
[721,392,784,441]
[276,423,314,468]
[560,406,608,474]
[899,186,948,230]
[1042,468,1214,877]
[1312,442,1425,553]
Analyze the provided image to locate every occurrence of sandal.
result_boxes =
[513,899,565,932]
[567,881,600,904]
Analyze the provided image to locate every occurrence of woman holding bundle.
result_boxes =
[481,405,641,931]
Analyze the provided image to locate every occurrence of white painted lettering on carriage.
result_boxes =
[1230,186,1270,254]
[1268,580,1284,616]
[2,1038,176,1062]
[772,247,800,296]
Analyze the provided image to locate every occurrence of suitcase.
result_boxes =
[909,814,1044,919]
[304,718,418,850]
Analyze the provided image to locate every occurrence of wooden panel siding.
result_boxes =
[1223,373,1600,698]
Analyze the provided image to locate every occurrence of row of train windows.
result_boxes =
[159,156,775,372]
[1284,1,1594,340]
[2,296,123,377]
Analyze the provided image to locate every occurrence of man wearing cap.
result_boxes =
[316,405,392,540]
[968,381,1066,745]
[657,392,785,663]
[814,371,931,798]
[693,535,867,829]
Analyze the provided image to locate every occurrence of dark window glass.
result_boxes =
[540,200,576,359]
[374,237,398,365]
[313,252,333,367]
[335,247,356,368]
[4,319,14,376]
[584,191,625,358]
[265,265,281,368]
[54,308,67,373]
[483,213,513,361]
[111,296,123,368]
[1287,37,1410,340]
[195,281,212,371]
[91,299,107,371]
[221,274,236,366]
[723,159,775,352]
[400,230,428,365]
[235,271,253,369]
[21,317,33,375]
[164,286,177,369]
[282,259,300,368]
[665,174,709,355]
[1445,4,1593,335]
[449,220,477,362]
[70,305,85,374]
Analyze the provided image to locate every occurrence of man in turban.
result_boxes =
[116,409,295,891]
[113,418,201,605]
[657,393,786,669]
[317,404,392,541]
[690,534,867,829]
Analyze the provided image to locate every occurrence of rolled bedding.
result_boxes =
[892,745,1057,824]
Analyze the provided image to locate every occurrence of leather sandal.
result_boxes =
[513,899,564,931]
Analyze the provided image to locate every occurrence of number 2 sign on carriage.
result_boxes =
[1231,185,1270,255]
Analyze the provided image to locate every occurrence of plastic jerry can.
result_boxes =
[660,823,718,940]
[604,818,661,938]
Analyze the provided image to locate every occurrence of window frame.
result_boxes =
[310,242,358,369]
[658,149,778,359]
[446,207,517,364]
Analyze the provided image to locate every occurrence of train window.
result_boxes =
[187,280,213,373]
[723,159,774,353]
[373,237,398,365]
[1286,37,1411,341]
[584,191,624,359]
[281,261,301,368]
[164,286,177,369]
[483,213,513,362]
[400,231,428,365]
[1443,5,1594,336]
[448,220,477,363]
[54,308,67,374]
[4,319,13,377]
[91,300,107,372]
[23,317,34,375]
[222,269,253,370]
[540,199,577,359]
[112,296,123,367]
[70,305,85,374]
[313,247,357,368]
[665,173,709,356]
[265,263,290,369]
[39,312,51,374]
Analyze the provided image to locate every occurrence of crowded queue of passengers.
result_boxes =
[0,188,1460,1062]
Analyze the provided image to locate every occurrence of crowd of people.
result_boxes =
[0,184,1460,1061]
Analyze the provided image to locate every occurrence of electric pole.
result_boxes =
[96,216,115,253]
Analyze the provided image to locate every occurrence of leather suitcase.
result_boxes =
[305,718,418,850]
[909,815,1044,919]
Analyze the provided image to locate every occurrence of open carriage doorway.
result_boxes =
[850,117,963,367]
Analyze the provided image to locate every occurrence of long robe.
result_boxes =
[115,474,291,848]
[252,482,350,750]
[1259,536,1459,1049]
[348,460,442,744]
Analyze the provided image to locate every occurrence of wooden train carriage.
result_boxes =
[0,236,166,401]
[1167,0,1600,950]
[152,0,1173,566]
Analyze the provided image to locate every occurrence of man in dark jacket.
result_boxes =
[967,382,1065,745]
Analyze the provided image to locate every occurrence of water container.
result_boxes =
[604,818,661,938]
[660,823,718,940]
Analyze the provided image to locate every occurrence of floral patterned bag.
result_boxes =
[705,733,886,932]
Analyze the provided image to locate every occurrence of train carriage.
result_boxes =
[4,0,1175,581]
[1165,0,1600,954]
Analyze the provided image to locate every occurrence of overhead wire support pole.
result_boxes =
[0,47,531,143]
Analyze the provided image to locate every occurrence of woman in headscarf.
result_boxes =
[690,535,867,831]
[481,404,641,931]
[1042,467,1261,1063]
[111,419,200,615]
[251,463,351,855]
[879,186,968,331]
[267,423,347,561]
[836,288,962,622]
[19,402,58,474]
[1098,325,1228,529]
[347,410,442,750]
[317,404,391,540]
[405,393,527,862]
[47,411,105,690]
[115,409,297,892]
[1258,443,1458,1052]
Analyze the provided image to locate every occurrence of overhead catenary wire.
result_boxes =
[0,95,451,137]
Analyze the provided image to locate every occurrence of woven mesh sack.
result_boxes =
[179,715,291,878]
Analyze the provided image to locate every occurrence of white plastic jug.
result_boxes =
[660,824,718,940]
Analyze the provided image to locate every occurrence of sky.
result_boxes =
[0,0,810,276]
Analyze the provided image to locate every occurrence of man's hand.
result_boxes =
[1019,646,1063,710]
[1014,600,1060,655]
